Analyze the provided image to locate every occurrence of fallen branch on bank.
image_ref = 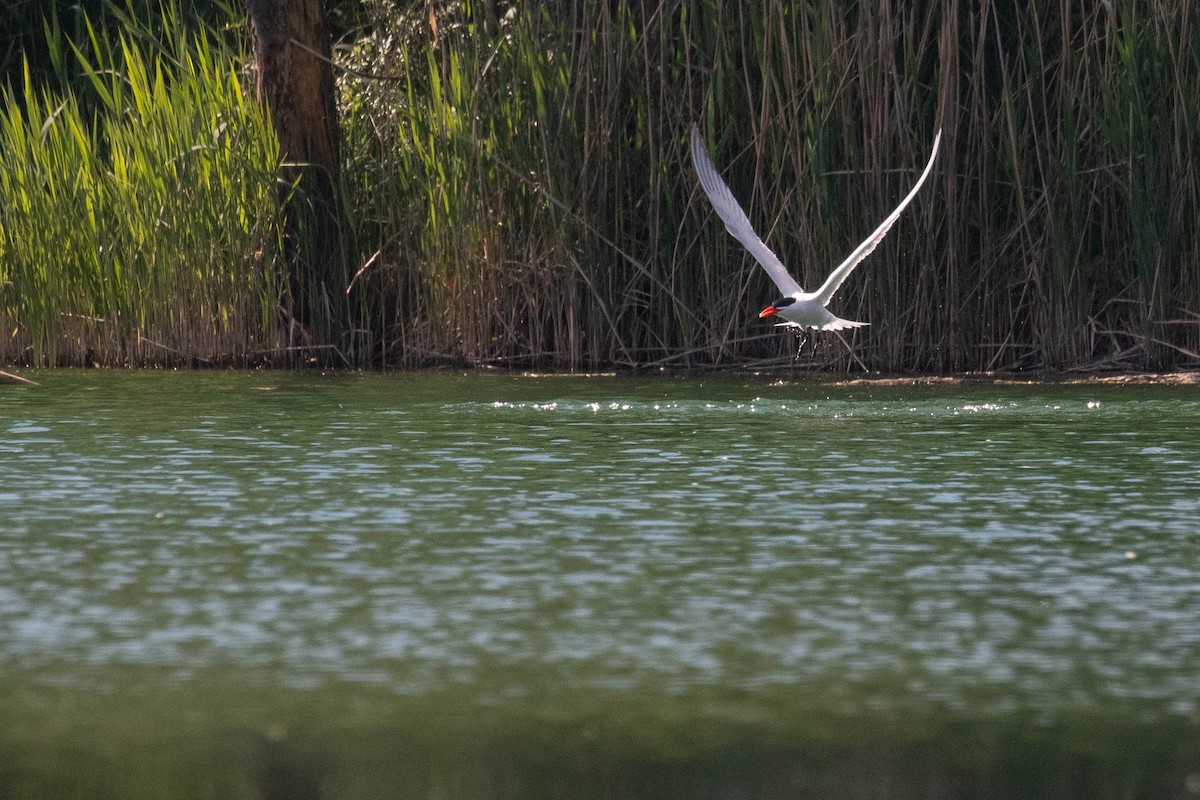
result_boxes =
[1,369,39,386]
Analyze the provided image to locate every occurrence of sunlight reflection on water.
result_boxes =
[2,372,1199,728]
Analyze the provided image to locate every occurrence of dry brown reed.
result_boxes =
[342,0,1200,372]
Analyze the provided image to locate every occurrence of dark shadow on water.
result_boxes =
[3,716,1194,800]
[254,736,325,800]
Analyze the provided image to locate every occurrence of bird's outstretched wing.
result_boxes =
[812,129,943,306]
[690,124,804,297]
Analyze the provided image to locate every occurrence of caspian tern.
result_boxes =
[691,124,942,331]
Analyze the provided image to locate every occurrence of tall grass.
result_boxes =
[0,6,283,366]
[4,0,1197,371]
[342,0,1199,371]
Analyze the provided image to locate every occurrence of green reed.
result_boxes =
[0,6,282,366]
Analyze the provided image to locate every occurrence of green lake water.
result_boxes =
[1,370,1198,798]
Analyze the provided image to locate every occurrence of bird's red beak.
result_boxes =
[759,306,778,319]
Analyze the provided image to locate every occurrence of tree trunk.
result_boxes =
[244,0,353,364]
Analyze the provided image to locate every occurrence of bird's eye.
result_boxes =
[774,297,797,308]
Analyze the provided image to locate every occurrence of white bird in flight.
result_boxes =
[691,124,942,331]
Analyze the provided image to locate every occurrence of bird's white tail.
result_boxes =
[774,318,868,331]
[819,318,868,331]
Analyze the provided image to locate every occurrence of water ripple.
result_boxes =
[1,373,1198,725]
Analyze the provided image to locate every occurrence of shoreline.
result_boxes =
[4,364,1200,387]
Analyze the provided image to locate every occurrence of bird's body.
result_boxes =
[690,125,942,332]
[760,294,864,331]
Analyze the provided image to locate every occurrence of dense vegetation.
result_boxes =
[1,5,283,365]
[2,0,1198,371]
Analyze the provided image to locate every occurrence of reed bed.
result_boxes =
[3,0,1197,371]
[343,0,1199,371]
[0,7,284,366]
